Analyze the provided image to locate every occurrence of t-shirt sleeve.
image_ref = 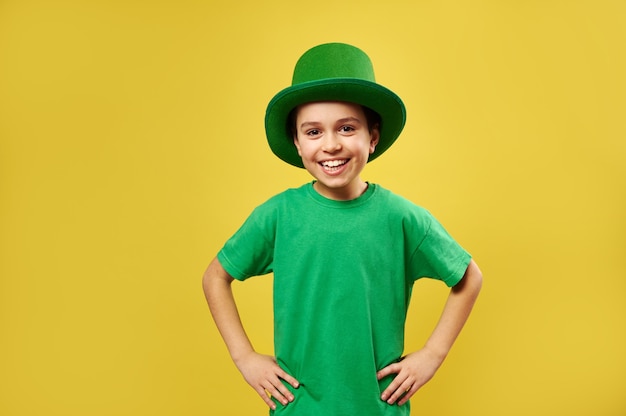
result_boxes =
[217,203,276,281]
[408,211,472,287]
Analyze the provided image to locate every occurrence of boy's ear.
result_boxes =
[293,136,302,156]
[369,125,380,154]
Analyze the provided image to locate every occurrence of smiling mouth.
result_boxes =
[320,159,348,172]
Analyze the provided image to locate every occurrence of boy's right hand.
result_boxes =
[234,351,299,410]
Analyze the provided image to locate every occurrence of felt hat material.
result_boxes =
[265,43,406,168]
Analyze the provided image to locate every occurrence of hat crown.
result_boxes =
[292,43,376,85]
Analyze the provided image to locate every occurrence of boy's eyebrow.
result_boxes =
[336,116,363,125]
[298,117,363,130]
[298,121,321,130]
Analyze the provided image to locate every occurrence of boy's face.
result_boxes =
[293,101,379,200]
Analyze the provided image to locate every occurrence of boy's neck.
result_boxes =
[312,180,369,201]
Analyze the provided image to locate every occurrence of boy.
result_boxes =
[203,43,482,415]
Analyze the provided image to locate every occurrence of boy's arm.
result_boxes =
[202,257,299,410]
[377,259,483,406]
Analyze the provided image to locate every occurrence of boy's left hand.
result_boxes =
[376,347,445,406]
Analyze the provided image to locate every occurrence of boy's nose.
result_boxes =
[321,134,342,152]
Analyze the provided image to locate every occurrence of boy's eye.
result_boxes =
[306,129,321,136]
[339,125,355,133]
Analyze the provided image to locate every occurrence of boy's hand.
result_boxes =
[376,347,445,406]
[234,351,299,410]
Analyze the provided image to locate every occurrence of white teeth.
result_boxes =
[322,159,347,167]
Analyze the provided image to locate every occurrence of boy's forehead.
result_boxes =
[295,101,365,120]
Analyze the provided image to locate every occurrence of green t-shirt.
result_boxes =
[218,183,471,415]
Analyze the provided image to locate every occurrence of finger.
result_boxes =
[273,379,296,404]
[382,376,414,405]
[262,380,293,407]
[376,363,399,380]
[278,369,300,389]
[253,386,277,411]
[396,383,417,406]
[380,373,406,402]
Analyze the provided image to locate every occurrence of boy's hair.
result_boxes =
[288,104,382,139]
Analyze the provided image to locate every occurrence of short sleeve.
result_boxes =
[408,212,471,287]
[217,203,276,281]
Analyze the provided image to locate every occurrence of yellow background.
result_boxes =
[1,1,624,415]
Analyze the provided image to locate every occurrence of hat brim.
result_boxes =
[265,78,406,168]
